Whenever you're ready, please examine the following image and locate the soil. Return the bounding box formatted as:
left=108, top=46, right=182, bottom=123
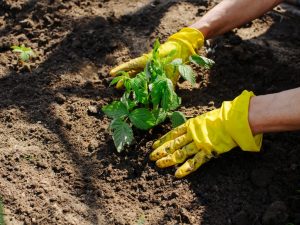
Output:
left=0, top=0, right=300, bottom=225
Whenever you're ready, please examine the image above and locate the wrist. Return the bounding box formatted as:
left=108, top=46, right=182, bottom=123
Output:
left=248, top=88, right=300, bottom=134
left=189, top=22, right=211, bottom=39
left=248, top=96, right=263, bottom=135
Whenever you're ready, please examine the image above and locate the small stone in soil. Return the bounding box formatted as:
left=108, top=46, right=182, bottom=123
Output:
left=87, top=105, right=99, bottom=115
left=88, top=139, right=99, bottom=152
left=54, top=93, right=66, bottom=104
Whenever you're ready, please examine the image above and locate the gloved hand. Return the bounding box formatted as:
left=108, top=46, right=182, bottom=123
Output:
left=150, top=90, right=263, bottom=178
left=110, top=27, right=204, bottom=88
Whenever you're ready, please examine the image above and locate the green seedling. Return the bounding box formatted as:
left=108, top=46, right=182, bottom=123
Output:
left=11, top=44, right=36, bottom=71
left=136, top=214, right=145, bottom=225
left=11, top=44, right=36, bottom=62
left=21, top=154, right=36, bottom=162
left=0, top=197, right=4, bottom=225
left=103, top=40, right=214, bottom=152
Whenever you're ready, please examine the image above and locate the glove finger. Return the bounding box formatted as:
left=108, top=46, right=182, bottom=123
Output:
left=150, top=132, right=192, bottom=161
left=115, top=69, right=140, bottom=89
left=152, top=123, right=187, bottom=149
left=156, top=142, right=198, bottom=168
left=115, top=79, right=124, bottom=89
left=109, top=55, right=148, bottom=77
left=175, top=150, right=212, bottom=178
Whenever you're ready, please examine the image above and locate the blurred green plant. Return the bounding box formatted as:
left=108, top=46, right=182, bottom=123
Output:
left=0, top=197, right=4, bottom=225
left=136, top=214, right=145, bottom=225
left=11, top=44, right=36, bottom=62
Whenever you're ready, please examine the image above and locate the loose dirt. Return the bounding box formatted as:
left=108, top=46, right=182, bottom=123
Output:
left=0, top=0, right=299, bottom=225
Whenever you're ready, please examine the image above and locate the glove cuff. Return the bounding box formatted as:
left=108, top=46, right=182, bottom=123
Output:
left=168, top=27, right=204, bottom=53
left=223, top=90, right=263, bottom=152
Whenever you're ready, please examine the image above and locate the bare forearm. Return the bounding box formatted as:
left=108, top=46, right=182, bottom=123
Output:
left=190, top=0, right=283, bottom=39
left=249, top=88, right=300, bottom=134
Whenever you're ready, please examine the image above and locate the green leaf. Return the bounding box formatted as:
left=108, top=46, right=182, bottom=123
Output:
left=170, top=111, right=187, bottom=128
left=102, top=101, right=129, bottom=119
left=152, top=108, right=167, bottom=125
left=129, top=108, right=156, bottom=130
left=20, top=52, right=30, bottom=62
left=131, top=72, right=149, bottom=104
left=0, top=196, right=4, bottom=225
left=190, top=54, right=215, bottom=69
left=11, top=47, right=24, bottom=53
left=153, top=39, right=160, bottom=57
left=150, top=77, right=180, bottom=111
left=110, top=119, right=134, bottom=152
left=161, top=78, right=180, bottom=111
left=110, top=72, right=131, bottom=91
left=150, top=78, right=164, bottom=106
left=120, top=93, right=136, bottom=110
left=124, top=79, right=132, bottom=92
left=136, top=214, right=145, bottom=225
left=11, top=44, right=35, bottom=62
left=178, top=64, right=196, bottom=85
left=109, top=76, right=125, bottom=86
left=145, top=61, right=152, bottom=79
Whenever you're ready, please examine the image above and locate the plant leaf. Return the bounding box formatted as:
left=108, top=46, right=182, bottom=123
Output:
left=151, top=77, right=180, bottom=111
left=170, top=111, right=187, bottom=128
left=102, top=101, right=129, bottom=119
left=150, top=78, right=164, bottom=106
left=161, top=78, right=180, bottom=111
left=124, top=79, right=132, bottom=92
left=11, top=45, right=35, bottom=61
left=109, top=76, right=125, bottom=86
left=153, top=39, right=160, bottom=57
left=152, top=108, right=167, bottom=125
left=120, top=93, right=136, bottom=110
left=190, top=54, right=215, bottom=69
left=129, top=108, right=156, bottom=130
left=110, top=119, right=134, bottom=152
left=131, top=72, right=149, bottom=104
left=0, top=196, right=4, bottom=225
left=178, top=64, right=196, bottom=85
left=20, top=52, right=30, bottom=62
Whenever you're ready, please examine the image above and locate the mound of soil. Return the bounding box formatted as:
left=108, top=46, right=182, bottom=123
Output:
left=0, top=0, right=299, bottom=224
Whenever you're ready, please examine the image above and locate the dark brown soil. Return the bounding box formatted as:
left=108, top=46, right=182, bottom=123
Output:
left=0, top=1, right=300, bottom=225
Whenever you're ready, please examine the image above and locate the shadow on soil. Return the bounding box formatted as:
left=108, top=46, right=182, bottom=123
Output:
left=0, top=0, right=300, bottom=224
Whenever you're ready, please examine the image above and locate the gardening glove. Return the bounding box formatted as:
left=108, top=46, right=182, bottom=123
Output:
left=110, top=27, right=204, bottom=88
left=150, top=90, right=263, bottom=178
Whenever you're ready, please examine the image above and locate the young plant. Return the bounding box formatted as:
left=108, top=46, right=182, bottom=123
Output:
left=11, top=44, right=36, bottom=62
left=103, top=40, right=214, bottom=152
left=11, top=44, right=36, bottom=71
left=0, top=197, right=4, bottom=225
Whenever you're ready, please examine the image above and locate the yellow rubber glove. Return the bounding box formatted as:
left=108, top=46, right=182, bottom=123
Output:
left=110, top=27, right=204, bottom=88
left=150, top=90, right=263, bottom=178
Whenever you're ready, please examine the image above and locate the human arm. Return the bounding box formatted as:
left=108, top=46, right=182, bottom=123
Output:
left=110, top=0, right=284, bottom=83
left=190, top=0, right=284, bottom=39
left=150, top=88, right=300, bottom=178
left=249, top=87, right=300, bottom=134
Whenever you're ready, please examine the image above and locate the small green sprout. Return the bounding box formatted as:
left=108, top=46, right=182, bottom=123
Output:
left=11, top=44, right=36, bottom=71
left=0, top=197, right=4, bottom=225
left=136, top=214, right=145, bottom=225
left=11, top=44, right=36, bottom=62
